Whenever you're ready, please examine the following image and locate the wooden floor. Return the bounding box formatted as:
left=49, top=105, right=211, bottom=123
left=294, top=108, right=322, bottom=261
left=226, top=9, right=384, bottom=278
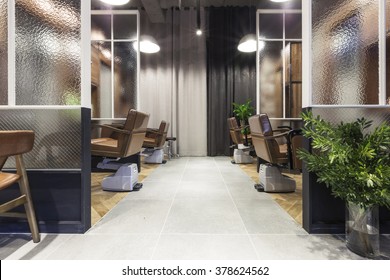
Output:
left=91, top=160, right=160, bottom=226
left=238, top=161, right=303, bottom=225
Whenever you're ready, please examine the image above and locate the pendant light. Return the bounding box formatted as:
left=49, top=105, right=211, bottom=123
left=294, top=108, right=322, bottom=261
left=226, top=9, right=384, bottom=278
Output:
left=99, top=0, right=130, bottom=5
left=196, top=0, right=202, bottom=36
left=237, top=2, right=256, bottom=53
left=133, top=35, right=160, bottom=54
left=270, top=0, right=291, bottom=2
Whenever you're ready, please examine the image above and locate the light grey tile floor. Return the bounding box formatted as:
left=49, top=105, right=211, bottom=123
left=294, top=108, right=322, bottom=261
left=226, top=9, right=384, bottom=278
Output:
left=1, top=157, right=386, bottom=260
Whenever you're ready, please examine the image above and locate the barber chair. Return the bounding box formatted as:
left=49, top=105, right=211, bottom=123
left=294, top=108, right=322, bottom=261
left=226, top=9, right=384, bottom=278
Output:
left=227, top=117, right=253, bottom=164
left=142, top=121, right=169, bottom=164
left=0, top=131, right=40, bottom=242
left=91, top=109, right=149, bottom=191
left=248, top=114, right=302, bottom=193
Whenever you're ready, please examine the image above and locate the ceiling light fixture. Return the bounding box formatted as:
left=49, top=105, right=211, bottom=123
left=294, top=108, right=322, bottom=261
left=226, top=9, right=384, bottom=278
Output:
left=270, top=0, right=291, bottom=3
left=238, top=34, right=257, bottom=52
left=238, top=1, right=256, bottom=53
left=99, top=0, right=130, bottom=6
left=133, top=35, right=160, bottom=54
left=196, top=0, right=202, bottom=36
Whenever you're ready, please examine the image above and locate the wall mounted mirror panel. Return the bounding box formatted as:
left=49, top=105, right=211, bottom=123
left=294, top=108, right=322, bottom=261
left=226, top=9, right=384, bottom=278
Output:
left=259, top=41, right=284, bottom=118
left=113, top=42, right=137, bottom=118
left=91, top=41, right=112, bottom=118
left=91, top=11, right=138, bottom=119
left=285, top=13, right=302, bottom=39
left=259, top=13, right=283, bottom=39
left=258, top=10, right=302, bottom=119
left=113, top=14, right=137, bottom=40
left=92, top=15, right=111, bottom=40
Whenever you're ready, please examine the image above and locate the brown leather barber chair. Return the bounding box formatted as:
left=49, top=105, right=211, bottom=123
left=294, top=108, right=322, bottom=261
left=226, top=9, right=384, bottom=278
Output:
left=0, top=130, right=40, bottom=243
left=91, top=109, right=150, bottom=170
left=249, top=114, right=302, bottom=192
left=227, top=117, right=253, bottom=164
left=143, top=121, right=169, bottom=164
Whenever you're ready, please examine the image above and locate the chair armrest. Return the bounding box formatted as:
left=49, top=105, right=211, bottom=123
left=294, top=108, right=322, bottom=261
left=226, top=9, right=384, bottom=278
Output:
left=92, top=124, right=132, bottom=135
left=251, top=131, right=289, bottom=140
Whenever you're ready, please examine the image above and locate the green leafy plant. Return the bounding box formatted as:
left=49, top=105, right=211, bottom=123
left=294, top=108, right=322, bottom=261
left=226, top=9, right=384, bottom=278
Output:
left=232, top=99, right=255, bottom=136
left=298, top=111, right=390, bottom=210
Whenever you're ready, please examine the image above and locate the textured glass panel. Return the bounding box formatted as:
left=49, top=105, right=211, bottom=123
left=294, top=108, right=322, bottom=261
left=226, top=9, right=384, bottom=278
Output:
left=285, top=13, right=302, bottom=39
left=0, top=109, right=82, bottom=169
left=114, top=42, right=137, bottom=118
left=312, top=0, right=379, bottom=105
left=312, top=107, right=390, bottom=130
left=91, top=15, right=111, bottom=41
left=113, top=14, right=137, bottom=40
left=259, top=41, right=283, bottom=118
left=0, top=0, right=7, bottom=105
left=91, top=42, right=112, bottom=118
left=259, top=14, right=283, bottom=39
left=15, top=0, right=81, bottom=105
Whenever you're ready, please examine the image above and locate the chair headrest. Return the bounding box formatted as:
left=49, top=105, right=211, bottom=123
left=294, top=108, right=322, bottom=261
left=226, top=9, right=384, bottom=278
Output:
left=248, top=114, right=273, bottom=136
left=259, top=114, right=273, bottom=136
left=227, top=117, right=238, bottom=129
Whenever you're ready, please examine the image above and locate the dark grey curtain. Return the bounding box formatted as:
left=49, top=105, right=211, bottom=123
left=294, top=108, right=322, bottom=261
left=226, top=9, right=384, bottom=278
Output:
left=206, top=6, right=256, bottom=156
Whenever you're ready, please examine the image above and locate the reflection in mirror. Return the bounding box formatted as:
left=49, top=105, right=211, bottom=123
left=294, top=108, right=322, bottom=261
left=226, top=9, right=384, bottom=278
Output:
left=285, top=13, right=302, bottom=39
left=259, top=14, right=283, bottom=39
left=91, top=42, right=112, bottom=118
left=91, top=15, right=111, bottom=40
left=113, top=14, right=137, bottom=40
left=0, top=0, right=7, bottom=105
left=259, top=41, right=283, bottom=118
left=285, top=42, right=302, bottom=118
left=114, top=42, right=137, bottom=118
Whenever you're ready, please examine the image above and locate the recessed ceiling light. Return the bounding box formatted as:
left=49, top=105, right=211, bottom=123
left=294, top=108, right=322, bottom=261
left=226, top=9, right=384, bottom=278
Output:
left=99, top=0, right=130, bottom=6
left=196, top=29, right=202, bottom=36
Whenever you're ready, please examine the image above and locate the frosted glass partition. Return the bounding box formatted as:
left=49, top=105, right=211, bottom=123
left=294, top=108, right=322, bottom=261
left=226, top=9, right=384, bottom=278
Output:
left=15, top=0, right=81, bottom=105
left=0, top=0, right=7, bottom=105
left=312, top=0, right=379, bottom=105
left=0, top=109, right=82, bottom=169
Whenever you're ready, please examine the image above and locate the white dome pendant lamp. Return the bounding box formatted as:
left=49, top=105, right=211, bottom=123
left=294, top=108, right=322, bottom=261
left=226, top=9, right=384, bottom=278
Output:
left=237, top=2, right=256, bottom=53
left=99, top=0, right=130, bottom=5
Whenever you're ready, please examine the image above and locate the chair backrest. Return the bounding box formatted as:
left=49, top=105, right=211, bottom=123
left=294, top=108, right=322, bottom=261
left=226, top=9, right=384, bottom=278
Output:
left=156, top=121, right=170, bottom=148
left=121, top=110, right=150, bottom=157
left=0, top=131, right=35, bottom=169
left=227, top=117, right=243, bottom=145
left=249, top=114, right=287, bottom=164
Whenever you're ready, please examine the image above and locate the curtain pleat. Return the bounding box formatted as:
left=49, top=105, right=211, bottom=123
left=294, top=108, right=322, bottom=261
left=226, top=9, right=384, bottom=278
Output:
left=206, top=7, right=256, bottom=156
left=139, top=9, right=207, bottom=156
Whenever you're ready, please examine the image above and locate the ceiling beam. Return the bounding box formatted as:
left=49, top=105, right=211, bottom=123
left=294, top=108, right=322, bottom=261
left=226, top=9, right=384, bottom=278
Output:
left=141, top=0, right=165, bottom=23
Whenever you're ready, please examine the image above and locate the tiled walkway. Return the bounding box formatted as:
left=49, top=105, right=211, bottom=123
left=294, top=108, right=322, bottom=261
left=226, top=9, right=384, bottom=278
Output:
left=1, top=157, right=384, bottom=260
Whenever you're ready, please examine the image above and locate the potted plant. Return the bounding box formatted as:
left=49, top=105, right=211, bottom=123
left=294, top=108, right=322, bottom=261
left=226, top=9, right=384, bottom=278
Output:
left=298, top=111, right=390, bottom=258
left=232, top=99, right=255, bottom=142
